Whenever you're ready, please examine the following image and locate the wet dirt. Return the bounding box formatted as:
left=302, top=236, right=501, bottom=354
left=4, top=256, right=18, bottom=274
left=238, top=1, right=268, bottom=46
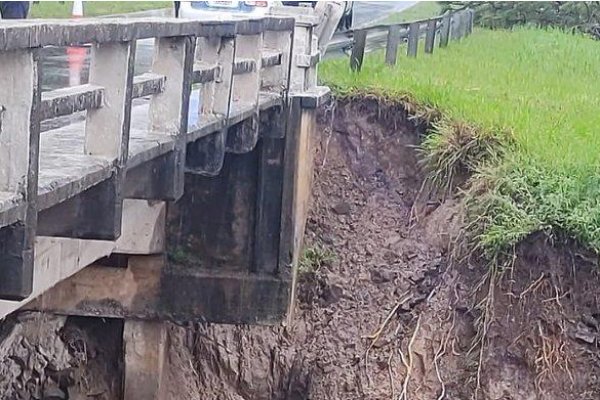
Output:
left=2, top=97, right=600, bottom=399
left=0, top=314, right=122, bottom=400
left=167, top=98, right=600, bottom=400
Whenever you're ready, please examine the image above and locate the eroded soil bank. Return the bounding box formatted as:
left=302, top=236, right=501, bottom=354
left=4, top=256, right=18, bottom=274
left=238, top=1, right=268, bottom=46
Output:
left=2, top=97, right=600, bottom=399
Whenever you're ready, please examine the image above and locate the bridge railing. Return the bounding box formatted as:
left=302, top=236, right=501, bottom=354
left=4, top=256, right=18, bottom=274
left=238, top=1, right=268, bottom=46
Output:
left=345, top=8, right=475, bottom=71
left=0, top=15, right=325, bottom=303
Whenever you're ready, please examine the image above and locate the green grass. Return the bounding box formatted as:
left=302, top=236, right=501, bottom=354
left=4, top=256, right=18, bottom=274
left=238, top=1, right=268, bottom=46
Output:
left=321, top=28, right=600, bottom=257
left=384, top=1, right=442, bottom=24
left=30, top=1, right=170, bottom=18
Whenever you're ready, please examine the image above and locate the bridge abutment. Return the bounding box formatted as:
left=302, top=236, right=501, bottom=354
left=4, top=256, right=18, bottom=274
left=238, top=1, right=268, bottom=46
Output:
left=0, top=8, right=333, bottom=397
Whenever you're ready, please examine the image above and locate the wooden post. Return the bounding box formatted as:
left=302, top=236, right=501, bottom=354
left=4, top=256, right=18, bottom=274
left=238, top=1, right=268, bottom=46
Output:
left=0, top=48, right=40, bottom=300
left=350, top=29, right=367, bottom=71
left=147, top=36, right=195, bottom=200
left=459, top=10, right=469, bottom=38
left=451, top=12, right=462, bottom=41
left=385, top=24, right=402, bottom=65
left=439, top=14, right=451, bottom=48
left=466, top=9, right=474, bottom=36
left=424, top=19, right=437, bottom=54
left=407, top=22, right=419, bottom=57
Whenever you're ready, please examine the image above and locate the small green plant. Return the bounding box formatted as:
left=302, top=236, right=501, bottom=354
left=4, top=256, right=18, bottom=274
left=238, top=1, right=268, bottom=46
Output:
left=299, top=245, right=335, bottom=274
left=168, top=246, right=202, bottom=267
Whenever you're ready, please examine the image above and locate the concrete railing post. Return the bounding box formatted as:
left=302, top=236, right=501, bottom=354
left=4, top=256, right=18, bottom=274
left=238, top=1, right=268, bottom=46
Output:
left=148, top=35, right=195, bottom=199
left=262, top=23, right=293, bottom=94
left=85, top=42, right=135, bottom=163
left=228, top=28, right=264, bottom=153
left=290, top=22, right=315, bottom=92
left=0, top=48, right=40, bottom=299
left=188, top=34, right=235, bottom=175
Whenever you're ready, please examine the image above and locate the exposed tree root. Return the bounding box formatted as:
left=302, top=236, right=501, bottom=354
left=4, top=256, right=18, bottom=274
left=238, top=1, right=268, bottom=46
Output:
left=399, top=315, right=421, bottom=400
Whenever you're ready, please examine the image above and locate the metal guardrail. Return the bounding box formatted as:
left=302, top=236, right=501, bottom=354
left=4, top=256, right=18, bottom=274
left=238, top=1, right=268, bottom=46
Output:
left=339, top=9, right=475, bottom=71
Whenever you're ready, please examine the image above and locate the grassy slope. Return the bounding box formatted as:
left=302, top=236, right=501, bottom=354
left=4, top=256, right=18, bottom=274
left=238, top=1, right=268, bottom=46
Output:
left=30, top=1, right=170, bottom=18
left=320, top=28, right=600, bottom=256
left=384, top=1, right=442, bottom=24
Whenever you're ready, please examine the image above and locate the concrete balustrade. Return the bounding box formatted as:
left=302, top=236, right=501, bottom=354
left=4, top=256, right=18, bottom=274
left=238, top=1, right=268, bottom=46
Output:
left=0, top=12, right=328, bottom=323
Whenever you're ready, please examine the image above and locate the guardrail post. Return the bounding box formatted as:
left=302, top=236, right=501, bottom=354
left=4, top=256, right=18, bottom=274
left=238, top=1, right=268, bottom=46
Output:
left=350, top=29, right=367, bottom=71
left=466, top=9, right=474, bottom=36
left=385, top=24, right=402, bottom=65
left=407, top=22, right=419, bottom=57
left=451, top=11, right=463, bottom=41
left=439, top=14, right=451, bottom=47
left=0, top=48, right=40, bottom=299
left=424, top=19, right=437, bottom=54
left=459, top=10, right=469, bottom=38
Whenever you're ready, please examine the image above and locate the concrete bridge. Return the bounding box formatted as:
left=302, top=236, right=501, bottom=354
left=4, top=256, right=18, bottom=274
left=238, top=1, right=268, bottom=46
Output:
left=0, top=5, right=330, bottom=339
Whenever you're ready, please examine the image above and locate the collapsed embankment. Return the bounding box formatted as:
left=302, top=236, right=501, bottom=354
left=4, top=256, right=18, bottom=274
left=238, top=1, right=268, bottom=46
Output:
left=1, top=96, right=600, bottom=400
left=164, top=96, right=600, bottom=400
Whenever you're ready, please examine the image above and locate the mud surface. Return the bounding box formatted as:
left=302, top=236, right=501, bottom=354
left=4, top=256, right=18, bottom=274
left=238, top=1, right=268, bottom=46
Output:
left=2, top=98, right=600, bottom=399
left=168, top=99, right=600, bottom=400
left=0, top=315, right=122, bottom=399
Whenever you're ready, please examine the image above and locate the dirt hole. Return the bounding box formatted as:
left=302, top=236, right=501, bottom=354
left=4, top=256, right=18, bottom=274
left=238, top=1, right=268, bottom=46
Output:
left=2, top=97, right=600, bottom=400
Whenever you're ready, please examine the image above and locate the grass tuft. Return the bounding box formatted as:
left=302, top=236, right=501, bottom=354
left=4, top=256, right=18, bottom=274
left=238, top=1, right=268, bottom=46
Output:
left=299, top=245, right=335, bottom=274
left=419, top=118, right=509, bottom=196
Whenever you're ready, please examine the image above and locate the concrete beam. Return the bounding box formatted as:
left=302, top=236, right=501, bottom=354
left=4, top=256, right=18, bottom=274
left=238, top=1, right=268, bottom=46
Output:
left=115, top=200, right=165, bottom=255
left=0, top=199, right=167, bottom=319
left=27, top=256, right=291, bottom=325
left=40, top=84, right=104, bottom=121
left=132, top=73, right=166, bottom=99
left=0, top=17, right=294, bottom=51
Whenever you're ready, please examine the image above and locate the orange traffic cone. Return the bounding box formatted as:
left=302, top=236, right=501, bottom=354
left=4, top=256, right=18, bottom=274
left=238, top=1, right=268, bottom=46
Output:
left=67, top=1, right=85, bottom=86
left=66, top=46, right=86, bottom=86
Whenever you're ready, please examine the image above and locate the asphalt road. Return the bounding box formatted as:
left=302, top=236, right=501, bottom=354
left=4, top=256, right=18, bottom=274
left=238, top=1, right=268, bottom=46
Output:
left=41, top=1, right=417, bottom=91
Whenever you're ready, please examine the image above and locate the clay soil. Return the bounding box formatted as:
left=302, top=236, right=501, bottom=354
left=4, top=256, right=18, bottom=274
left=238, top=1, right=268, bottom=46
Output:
left=2, top=97, right=600, bottom=399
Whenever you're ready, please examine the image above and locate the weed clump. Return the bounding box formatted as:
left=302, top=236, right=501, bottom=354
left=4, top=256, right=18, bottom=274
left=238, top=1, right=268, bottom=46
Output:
left=299, top=245, right=335, bottom=274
